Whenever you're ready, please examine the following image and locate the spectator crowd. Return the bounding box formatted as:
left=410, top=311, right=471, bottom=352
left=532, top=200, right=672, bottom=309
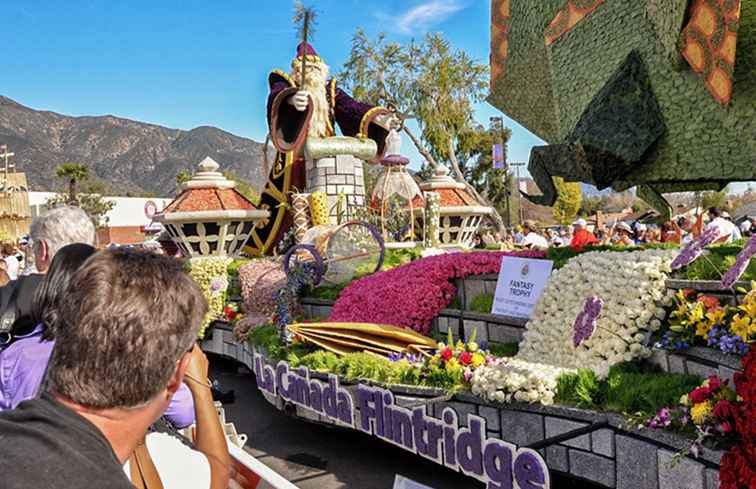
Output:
left=0, top=206, right=231, bottom=489
left=474, top=207, right=754, bottom=251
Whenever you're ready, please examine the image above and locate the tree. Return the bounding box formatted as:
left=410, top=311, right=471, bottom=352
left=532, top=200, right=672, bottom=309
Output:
left=580, top=196, right=603, bottom=216
left=701, top=190, right=728, bottom=211
left=223, top=170, right=260, bottom=205
left=45, top=191, right=115, bottom=229
left=49, top=166, right=114, bottom=228
left=552, top=177, right=582, bottom=225
left=339, top=30, right=509, bottom=231
left=55, top=163, right=89, bottom=204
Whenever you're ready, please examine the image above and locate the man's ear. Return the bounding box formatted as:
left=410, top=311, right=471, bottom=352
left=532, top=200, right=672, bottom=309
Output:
left=35, top=240, right=49, bottom=272
left=166, top=352, right=192, bottom=397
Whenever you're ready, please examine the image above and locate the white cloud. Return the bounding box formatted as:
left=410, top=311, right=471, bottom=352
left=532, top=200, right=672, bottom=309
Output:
left=393, top=0, right=464, bottom=34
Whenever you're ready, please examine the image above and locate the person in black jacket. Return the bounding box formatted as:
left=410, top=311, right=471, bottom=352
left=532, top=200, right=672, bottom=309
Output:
left=0, top=206, right=95, bottom=342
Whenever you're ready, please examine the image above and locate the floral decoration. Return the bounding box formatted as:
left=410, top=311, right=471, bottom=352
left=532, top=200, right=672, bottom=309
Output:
left=471, top=356, right=571, bottom=406
left=648, top=375, right=739, bottom=456
left=186, top=256, right=233, bottom=339
left=721, top=347, right=756, bottom=489
left=517, top=249, right=676, bottom=378
left=329, top=250, right=545, bottom=335
left=721, top=235, right=756, bottom=289
left=670, top=226, right=720, bottom=270
left=659, top=286, right=756, bottom=355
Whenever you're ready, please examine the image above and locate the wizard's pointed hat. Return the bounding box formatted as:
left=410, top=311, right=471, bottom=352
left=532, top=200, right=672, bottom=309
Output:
left=295, top=42, right=322, bottom=63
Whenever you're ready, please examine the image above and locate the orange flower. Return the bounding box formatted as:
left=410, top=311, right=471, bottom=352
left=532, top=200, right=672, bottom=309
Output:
left=697, top=295, right=720, bottom=311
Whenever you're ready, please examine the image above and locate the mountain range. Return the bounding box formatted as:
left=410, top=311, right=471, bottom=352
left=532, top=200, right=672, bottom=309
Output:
left=0, top=96, right=267, bottom=196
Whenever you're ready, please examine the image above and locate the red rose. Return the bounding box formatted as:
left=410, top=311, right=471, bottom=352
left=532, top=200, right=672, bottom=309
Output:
left=440, top=348, right=453, bottom=361
left=689, top=386, right=712, bottom=404
left=459, top=351, right=473, bottom=366
left=707, top=375, right=722, bottom=391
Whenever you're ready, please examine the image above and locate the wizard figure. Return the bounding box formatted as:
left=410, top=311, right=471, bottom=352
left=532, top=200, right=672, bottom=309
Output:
left=246, top=42, right=394, bottom=256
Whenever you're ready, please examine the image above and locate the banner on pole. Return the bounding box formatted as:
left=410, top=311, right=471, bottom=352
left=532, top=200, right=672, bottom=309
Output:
left=492, top=144, right=506, bottom=170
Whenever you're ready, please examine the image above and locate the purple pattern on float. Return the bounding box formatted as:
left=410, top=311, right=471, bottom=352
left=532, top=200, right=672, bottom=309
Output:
left=720, top=235, right=756, bottom=288
left=671, top=226, right=721, bottom=270
left=573, top=296, right=603, bottom=347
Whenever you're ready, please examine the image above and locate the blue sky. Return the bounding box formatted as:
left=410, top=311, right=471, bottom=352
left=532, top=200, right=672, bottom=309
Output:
left=2, top=0, right=544, bottom=177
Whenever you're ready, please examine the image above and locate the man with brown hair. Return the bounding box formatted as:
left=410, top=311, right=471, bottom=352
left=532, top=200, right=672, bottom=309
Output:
left=0, top=249, right=230, bottom=488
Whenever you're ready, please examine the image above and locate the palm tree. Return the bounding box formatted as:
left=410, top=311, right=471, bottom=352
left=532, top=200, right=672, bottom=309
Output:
left=55, top=163, right=89, bottom=205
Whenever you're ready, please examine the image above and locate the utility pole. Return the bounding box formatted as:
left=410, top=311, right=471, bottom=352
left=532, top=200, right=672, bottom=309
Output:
left=489, top=116, right=510, bottom=227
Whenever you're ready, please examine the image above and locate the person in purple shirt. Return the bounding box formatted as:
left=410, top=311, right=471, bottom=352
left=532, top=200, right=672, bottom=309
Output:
left=0, top=243, right=196, bottom=427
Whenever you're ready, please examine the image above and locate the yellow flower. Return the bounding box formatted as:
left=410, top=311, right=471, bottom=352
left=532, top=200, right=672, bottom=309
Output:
left=689, top=302, right=705, bottom=323
left=738, top=300, right=756, bottom=320
left=690, top=401, right=713, bottom=426
left=680, top=394, right=689, bottom=406
left=471, top=352, right=485, bottom=368
left=695, top=320, right=713, bottom=339
left=706, top=308, right=726, bottom=326
left=446, top=358, right=460, bottom=370
left=730, top=314, right=752, bottom=341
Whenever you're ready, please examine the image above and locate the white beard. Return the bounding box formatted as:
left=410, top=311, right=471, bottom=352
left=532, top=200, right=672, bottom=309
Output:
left=291, top=59, right=331, bottom=138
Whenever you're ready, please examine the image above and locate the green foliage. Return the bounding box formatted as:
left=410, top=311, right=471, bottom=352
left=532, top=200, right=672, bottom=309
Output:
left=552, top=177, right=583, bottom=225
left=700, top=190, right=729, bottom=211
left=307, top=285, right=343, bottom=301
left=735, top=0, right=756, bottom=99
left=227, top=258, right=251, bottom=278
left=249, top=324, right=286, bottom=359
left=680, top=241, right=756, bottom=281
left=555, top=362, right=702, bottom=415
left=46, top=170, right=116, bottom=229
left=580, top=196, right=603, bottom=216
left=291, top=349, right=340, bottom=372
left=176, top=169, right=191, bottom=192
left=223, top=171, right=260, bottom=205
left=304, top=247, right=424, bottom=301
left=287, top=349, right=462, bottom=390
left=488, top=342, right=519, bottom=358
left=470, top=293, right=494, bottom=313
left=55, top=163, right=89, bottom=197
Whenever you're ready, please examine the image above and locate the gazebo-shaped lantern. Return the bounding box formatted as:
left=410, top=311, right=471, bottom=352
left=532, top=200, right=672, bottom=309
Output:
left=417, top=167, right=492, bottom=248
left=154, top=157, right=270, bottom=258
left=368, top=130, right=424, bottom=247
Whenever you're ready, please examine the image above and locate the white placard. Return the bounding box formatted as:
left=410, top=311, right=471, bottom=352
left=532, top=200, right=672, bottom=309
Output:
left=393, top=475, right=436, bottom=489
left=491, top=256, right=553, bottom=318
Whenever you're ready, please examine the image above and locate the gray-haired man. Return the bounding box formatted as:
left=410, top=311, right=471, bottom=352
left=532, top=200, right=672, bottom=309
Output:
left=0, top=206, right=95, bottom=341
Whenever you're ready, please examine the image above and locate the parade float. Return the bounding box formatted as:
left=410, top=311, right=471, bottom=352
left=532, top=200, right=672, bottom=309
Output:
left=183, top=1, right=756, bottom=487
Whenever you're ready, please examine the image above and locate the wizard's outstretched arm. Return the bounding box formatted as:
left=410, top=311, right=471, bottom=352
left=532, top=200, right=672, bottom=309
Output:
left=267, top=71, right=312, bottom=153
left=333, top=85, right=391, bottom=162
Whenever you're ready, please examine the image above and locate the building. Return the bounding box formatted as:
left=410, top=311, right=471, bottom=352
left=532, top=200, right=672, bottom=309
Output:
left=28, top=192, right=172, bottom=246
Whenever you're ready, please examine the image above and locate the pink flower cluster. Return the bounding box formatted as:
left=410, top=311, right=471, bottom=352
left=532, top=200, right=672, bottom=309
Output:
left=328, top=250, right=546, bottom=335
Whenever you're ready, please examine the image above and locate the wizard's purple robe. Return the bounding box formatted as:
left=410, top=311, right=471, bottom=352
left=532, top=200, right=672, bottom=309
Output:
left=246, top=70, right=391, bottom=256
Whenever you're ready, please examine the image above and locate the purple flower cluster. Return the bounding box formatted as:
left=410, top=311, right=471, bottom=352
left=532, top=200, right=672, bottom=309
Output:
left=648, top=406, right=690, bottom=429
left=387, top=352, right=424, bottom=364
left=707, top=326, right=750, bottom=356
left=720, top=235, right=756, bottom=289
left=572, top=296, right=604, bottom=347
left=329, top=250, right=546, bottom=335
left=671, top=226, right=721, bottom=270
